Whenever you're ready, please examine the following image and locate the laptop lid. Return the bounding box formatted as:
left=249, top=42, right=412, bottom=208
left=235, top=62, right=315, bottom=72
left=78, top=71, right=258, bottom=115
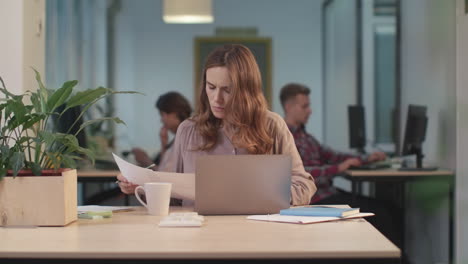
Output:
left=195, top=155, right=291, bottom=215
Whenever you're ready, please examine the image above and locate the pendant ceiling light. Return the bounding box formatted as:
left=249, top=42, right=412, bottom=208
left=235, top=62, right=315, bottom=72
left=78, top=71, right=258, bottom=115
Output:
left=163, top=0, right=214, bottom=24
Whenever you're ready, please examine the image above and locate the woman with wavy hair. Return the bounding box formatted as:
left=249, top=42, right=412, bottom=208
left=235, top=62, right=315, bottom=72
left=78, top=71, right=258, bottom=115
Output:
left=169, top=44, right=316, bottom=205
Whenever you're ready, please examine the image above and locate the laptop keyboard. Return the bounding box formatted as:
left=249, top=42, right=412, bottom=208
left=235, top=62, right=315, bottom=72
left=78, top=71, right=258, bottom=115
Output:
left=348, top=163, right=392, bottom=170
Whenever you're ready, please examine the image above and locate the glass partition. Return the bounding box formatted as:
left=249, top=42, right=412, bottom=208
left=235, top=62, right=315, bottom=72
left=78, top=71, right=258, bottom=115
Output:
left=323, top=0, right=400, bottom=154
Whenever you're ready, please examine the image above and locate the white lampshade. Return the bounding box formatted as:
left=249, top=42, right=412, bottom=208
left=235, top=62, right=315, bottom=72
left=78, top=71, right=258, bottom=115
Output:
left=163, top=0, right=214, bottom=24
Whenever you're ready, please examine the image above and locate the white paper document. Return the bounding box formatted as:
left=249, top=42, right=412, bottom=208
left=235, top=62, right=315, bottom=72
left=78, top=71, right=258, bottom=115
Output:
left=246, top=213, right=375, bottom=224
left=112, top=153, right=195, bottom=200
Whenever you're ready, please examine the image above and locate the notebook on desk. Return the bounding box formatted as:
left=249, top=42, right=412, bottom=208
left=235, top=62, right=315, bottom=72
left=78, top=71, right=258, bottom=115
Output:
left=195, top=155, right=291, bottom=215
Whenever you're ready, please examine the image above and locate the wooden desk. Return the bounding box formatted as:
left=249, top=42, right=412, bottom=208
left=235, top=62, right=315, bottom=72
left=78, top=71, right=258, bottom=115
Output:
left=344, top=169, right=454, bottom=264
left=77, top=169, right=120, bottom=181
left=77, top=170, right=125, bottom=205
left=0, top=207, right=400, bottom=263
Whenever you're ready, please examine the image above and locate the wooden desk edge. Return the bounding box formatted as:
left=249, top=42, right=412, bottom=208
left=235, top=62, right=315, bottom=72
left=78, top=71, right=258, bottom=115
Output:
left=345, top=169, right=454, bottom=177
left=77, top=170, right=120, bottom=177
left=0, top=250, right=401, bottom=260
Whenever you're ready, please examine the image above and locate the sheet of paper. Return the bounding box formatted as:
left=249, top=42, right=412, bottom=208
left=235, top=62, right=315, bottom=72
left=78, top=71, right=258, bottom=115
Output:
left=112, top=153, right=195, bottom=200
left=246, top=213, right=375, bottom=224
left=112, top=153, right=155, bottom=185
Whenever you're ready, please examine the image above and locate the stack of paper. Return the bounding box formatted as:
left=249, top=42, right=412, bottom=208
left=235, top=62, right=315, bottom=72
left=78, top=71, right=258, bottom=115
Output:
left=112, top=153, right=195, bottom=201
left=246, top=213, right=374, bottom=224
left=247, top=206, right=374, bottom=224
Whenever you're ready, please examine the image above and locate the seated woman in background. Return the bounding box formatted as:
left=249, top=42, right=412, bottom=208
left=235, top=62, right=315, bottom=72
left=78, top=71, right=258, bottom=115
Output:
left=119, top=91, right=192, bottom=194
left=119, top=44, right=316, bottom=205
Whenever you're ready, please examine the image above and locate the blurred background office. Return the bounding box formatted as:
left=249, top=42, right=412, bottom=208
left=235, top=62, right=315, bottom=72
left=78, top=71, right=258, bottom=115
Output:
left=1, top=0, right=468, bottom=264
left=44, top=0, right=323, bottom=159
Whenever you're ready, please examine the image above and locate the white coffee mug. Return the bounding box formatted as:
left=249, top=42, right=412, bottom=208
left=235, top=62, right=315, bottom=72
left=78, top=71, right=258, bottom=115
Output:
left=135, top=182, right=172, bottom=216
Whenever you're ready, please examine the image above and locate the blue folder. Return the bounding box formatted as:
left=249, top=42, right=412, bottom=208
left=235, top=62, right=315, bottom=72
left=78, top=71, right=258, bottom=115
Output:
left=279, top=207, right=360, bottom=217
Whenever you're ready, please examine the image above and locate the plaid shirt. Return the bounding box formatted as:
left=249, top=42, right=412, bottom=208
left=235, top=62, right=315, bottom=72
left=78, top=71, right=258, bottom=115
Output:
left=288, top=125, right=364, bottom=203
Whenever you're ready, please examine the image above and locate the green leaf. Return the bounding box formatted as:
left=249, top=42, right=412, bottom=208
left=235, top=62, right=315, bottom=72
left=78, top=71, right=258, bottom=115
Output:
left=8, top=100, right=28, bottom=121
left=66, top=155, right=85, bottom=161
left=65, top=87, right=110, bottom=110
left=33, top=68, right=46, bottom=91
left=10, top=152, right=25, bottom=176
left=34, top=141, right=42, bottom=164
left=80, top=117, right=126, bottom=131
left=40, top=133, right=83, bottom=160
left=59, top=134, right=80, bottom=153
left=0, top=102, right=7, bottom=112
left=47, top=80, right=77, bottom=112
left=33, top=68, right=48, bottom=112
left=60, top=154, right=77, bottom=169
left=0, top=168, right=6, bottom=181
left=30, top=92, right=42, bottom=113
left=109, top=90, right=142, bottom=95
left=38, top=130, right=55, bottom=145
left=75, top=146, right=96, bottom=164
left=22, top=113, right=45, bottom=130
left=0, top=146, right=9, bottom=162
left=30, top=162, right=42, bottom=176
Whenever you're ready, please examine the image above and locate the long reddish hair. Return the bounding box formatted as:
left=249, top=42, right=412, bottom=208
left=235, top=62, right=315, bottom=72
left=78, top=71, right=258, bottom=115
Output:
left=194, top=44, right=273, bottom=154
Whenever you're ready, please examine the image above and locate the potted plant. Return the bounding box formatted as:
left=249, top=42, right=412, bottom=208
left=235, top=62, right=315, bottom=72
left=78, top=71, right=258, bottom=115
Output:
left=0, top=70, right=136, bottom=226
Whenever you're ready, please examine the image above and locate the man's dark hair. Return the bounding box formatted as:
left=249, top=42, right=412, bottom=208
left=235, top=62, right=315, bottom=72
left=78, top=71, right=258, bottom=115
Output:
left=155, top=92, right=192, bottom=121
left=279, top=83, right=311, bottom=108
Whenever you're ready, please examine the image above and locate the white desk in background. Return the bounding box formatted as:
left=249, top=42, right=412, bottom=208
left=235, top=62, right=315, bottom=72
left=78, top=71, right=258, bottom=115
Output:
left=344, top=168, right=454, bottom=264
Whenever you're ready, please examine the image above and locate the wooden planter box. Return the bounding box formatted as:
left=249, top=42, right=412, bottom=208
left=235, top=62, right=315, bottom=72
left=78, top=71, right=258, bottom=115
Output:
left=0, top=169, right=77, bottom=226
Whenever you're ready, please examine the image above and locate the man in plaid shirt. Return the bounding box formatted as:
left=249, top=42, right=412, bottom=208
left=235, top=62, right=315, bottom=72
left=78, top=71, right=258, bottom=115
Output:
left=279, top=83, right=386, bottom=204
left=279, top=83, right=400, bottom=245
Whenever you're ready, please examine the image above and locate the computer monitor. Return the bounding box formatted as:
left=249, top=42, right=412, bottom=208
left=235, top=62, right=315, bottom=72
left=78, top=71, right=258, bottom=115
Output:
left=348, top=105, right=366, bottom=154
left=54, top=105, right=87, bottom=148
left=401, top=104, right=428, bottom=169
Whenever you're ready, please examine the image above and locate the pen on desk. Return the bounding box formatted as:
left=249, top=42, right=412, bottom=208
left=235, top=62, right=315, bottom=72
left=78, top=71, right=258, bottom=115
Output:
left=115, top=163, right=156, bottom=184
left=145, top=163, right=156, bottom=169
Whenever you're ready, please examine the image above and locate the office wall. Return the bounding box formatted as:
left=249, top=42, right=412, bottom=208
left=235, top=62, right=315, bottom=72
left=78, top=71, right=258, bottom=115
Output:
left=456, top=0, right=468, bottom=263
left=0, top=0, right=23, bottom=95
left=400, top=0, right=456, bottom=263
left=112, top=0, right=323, bottom=155
left=0, top=0, right=45, bottom=95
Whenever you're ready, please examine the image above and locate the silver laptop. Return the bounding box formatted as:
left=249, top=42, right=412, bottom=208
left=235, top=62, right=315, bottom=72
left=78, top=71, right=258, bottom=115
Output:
left=195, top=155, right=291, bottom=215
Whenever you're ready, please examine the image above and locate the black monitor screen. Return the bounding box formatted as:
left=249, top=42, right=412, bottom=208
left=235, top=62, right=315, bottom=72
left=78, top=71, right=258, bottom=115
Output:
left=348, top=105, right=366, bottom=153
left=401, top=104, right=428, bottom=167
left=54, top=105, right=87, bottom=148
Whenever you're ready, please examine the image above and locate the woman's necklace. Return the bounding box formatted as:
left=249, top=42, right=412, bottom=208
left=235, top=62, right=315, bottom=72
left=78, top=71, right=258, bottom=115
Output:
left=222, top=125, right=238, bottom=155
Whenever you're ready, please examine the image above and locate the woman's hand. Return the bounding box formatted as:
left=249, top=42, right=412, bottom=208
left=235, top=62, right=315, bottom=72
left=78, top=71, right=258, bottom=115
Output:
left=117, top=173, right=138, bottom=194
left=160, top=126, right=169, bottom=151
